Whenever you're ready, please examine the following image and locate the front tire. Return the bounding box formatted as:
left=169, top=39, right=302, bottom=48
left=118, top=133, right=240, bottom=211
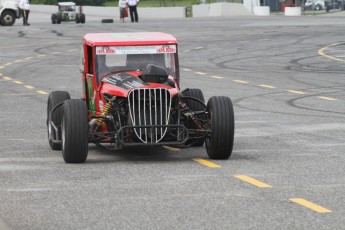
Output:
left=47, top=91, right=70, bottom=150
left=62, top=99, right=88, bottom=163
left=205, top=96, right=235, bottom=159
left=0, top=10, right=16, bottom=26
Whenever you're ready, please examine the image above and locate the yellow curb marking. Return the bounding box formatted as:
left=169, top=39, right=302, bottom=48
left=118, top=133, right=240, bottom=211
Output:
left=193, top=158, right=221, bottom=168
left=259, top=84, right=276, bottom=89
left=3, top=76, right=12, bottom=80
left=14, top=60, right=23, bottom=63
left=13, top=81, right=23, bottom=84
left=318, top=96, right=337, bottom=101
left=195, top=72, right=207, bottom=75
left=210, top=76, right=223, bottom=79
left=287, top=90, right=305, bottom=95
left=233, top=80, right=249, bottom=84
left=25, top=85, right=34, bottom=89
left=25, top=57, right=33, bottom=60
left=5, top=63, right=12, bottom=66
left=234, top=175, right=272, bottom=188
left=36, top=90, right=48, bottom=95
left=0, top=66, right=4, bottom=69
left=182, top=68, right=191, bottom=71
left=290, top=198, right=332, bottom=213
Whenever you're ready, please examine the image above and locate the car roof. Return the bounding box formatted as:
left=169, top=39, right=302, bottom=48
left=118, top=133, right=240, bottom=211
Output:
left=58, top=2, right=76, bottom=6
left=83, top=32, right=177, bottom=46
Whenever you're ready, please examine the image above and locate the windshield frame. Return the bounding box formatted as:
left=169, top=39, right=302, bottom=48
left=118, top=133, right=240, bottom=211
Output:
left=94, top=45, right=179, bottom=84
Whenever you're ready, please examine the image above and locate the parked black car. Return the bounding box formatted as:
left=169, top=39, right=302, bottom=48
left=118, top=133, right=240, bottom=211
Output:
left=325, top=0, right=343, bottom=11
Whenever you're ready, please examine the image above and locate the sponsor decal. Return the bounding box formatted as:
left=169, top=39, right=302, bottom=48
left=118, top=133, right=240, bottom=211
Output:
left=96, top=47, right=116, bottom=55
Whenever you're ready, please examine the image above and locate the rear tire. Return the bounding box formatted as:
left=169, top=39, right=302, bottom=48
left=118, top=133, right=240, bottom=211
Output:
left=57, top=14, right=62, bottom=24
left=80, top=13, right=85, bottom=23
left=183, top=88, right=206, bottom=147
left=47, top=91, right=70, bottom=150
left=51, top=13, right=58, bottom=24
left=62, top=99, right=88, bottom=163
left=205, top=96, right=235, bottom=159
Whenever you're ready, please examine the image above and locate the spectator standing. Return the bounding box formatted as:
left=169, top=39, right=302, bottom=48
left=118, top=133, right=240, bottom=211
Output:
left=126, top=0, right=139, bottom=23
left=18, top=0, right=30, bottom=26
left=119, top=0, right=127, bottom=23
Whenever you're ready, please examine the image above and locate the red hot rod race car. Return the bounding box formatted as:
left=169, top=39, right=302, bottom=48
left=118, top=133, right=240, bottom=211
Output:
left=47, top=32, right=235, bottom=163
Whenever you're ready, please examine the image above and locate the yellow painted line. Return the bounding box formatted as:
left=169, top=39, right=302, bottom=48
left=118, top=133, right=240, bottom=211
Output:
left=0, top=66, right=4, bottom=69
left=67, top=49, right=77, bottom=52
left=287, top=90, right=305, bottom=95
left=0, top=73, right=2, bottom=76
left=195, top=72, right=207, bottom=75
left=13, top=81, right=23, bottom=84
left=193, top=158, right=221, bottom=168
left=290, top=198, right=332, bottom=213
left=3, top=76, right=12, bottom=80
left=162, top=146, right=181, bottom=152
left=5, top=63, right=12, bottom=66
left=259, top=84, right=276, bottom=89
left=25, top=85, right=34, bottom=89
left=14, top=60, right=23, bottom=63
left=233, top=80, right=249, bottom=84
left=52, top=52, right=61, bottom=55
left=182, top=68, right=191, bottom=71
left=210, top=75, right=223, bottom=79
left=234, top=175, right=272, bottom=188
left=37, top=54, right=46, bottom=57
left=25, top=57, right=33, bottom=60
left=319, top=42, right=345, bottom=63
left=318, top=96, right=337, bottom=101
left=36, top=90, right=48, bottom=95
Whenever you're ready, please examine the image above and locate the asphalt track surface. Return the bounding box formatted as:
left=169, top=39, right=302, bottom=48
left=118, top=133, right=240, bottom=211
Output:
left=0, top=13, right=345, bottom=229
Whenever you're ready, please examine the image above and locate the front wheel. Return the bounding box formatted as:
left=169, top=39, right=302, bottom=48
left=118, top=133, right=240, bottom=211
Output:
left=0, top=10, right=16, bottom=26
left=62, top=99, right=89, bottom=163
left=205, top=96, right=235, bottom=159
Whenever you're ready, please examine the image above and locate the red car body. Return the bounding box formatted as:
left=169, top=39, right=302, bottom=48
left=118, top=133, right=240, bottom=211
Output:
left=47, top=32, right=235, bottom=163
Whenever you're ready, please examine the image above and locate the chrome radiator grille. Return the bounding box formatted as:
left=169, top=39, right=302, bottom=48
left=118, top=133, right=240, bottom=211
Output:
left=128, top=88, right=172, bottom=143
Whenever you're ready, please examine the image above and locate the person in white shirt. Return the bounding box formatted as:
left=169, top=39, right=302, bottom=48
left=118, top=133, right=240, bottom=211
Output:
left=18, top=0, right=30, bottom=26
left=126, top=0, right=139, bottom=23
left=119, top=0, right=127, bottom=23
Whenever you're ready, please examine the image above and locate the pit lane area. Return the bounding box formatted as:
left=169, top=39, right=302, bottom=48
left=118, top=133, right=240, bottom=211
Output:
left=0, top=15, right=345, bottom=229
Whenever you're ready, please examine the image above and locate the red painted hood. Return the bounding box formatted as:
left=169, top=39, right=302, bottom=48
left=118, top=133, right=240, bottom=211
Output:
left=99, top=71, right=180, bottom=97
